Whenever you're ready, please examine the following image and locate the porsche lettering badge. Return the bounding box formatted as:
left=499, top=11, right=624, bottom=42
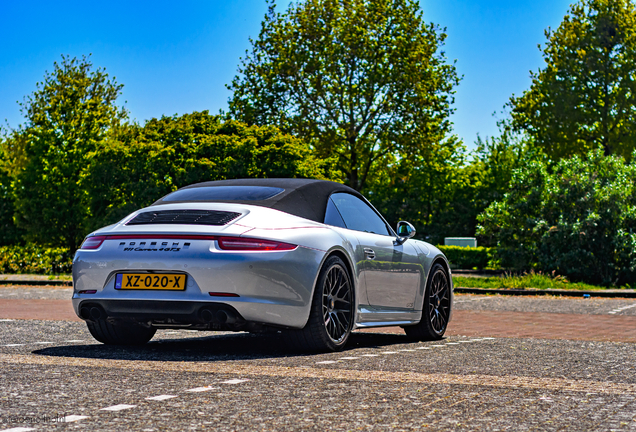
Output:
left=119, top=241, right=189, bottom=252
left=123, top=247, right=181, bottom=252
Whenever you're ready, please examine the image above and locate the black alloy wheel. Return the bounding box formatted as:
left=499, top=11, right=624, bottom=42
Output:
left=284, top=255, right=354, bottom=352
left=428, top=266, right=451, bottom=334
left=404, top=263, right=451, bottom=340
left=321, top=260, right=353, bottom=344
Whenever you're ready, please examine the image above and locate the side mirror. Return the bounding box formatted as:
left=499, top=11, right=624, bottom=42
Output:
left=396, top=221, right=416, bottom=244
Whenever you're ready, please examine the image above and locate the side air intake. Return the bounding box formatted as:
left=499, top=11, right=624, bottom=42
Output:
left=126, top=210, right=241, bottom=226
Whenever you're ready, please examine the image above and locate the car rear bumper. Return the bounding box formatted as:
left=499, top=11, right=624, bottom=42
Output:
left=75, top=299, right=244, bottom=327
left=72, top=239, right=325, bottom=329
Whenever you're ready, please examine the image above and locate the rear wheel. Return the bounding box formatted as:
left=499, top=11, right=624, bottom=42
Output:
left=86, top=320, right=156, bottom=345
left=284, top=255, right=354, bottom=352
left=404, top=263, right=451, bottom=341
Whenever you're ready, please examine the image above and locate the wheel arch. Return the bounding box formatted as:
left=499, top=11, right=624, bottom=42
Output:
left=431, top=254, right=452, bottom=282
left=304, top=246, right=357, bottom=326
left=402, top=252, right=454, bottom=340
left=287, top=246, right=357, bottom=351
left=324, top=248, right=356, bottom=286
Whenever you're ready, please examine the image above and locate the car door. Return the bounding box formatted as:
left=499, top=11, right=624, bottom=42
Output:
left=328, top=193, right=421, bottom=310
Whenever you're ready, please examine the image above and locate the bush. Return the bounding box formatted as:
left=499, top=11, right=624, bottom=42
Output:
left=437, top=245, right=493, bottom=270
left=478, top=149, right=636, bottom=285
left=0, top=245, right=73, bottom=275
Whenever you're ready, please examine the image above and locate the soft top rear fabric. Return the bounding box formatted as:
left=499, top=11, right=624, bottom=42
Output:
left=152, top=178, right=363, bottom=223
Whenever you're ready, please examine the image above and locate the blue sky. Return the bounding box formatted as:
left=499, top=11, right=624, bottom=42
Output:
left=0, top=0, right=572, bottom=148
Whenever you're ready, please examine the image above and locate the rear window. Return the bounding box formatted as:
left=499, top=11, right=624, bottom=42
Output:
left=161, top=186, right=284, bottom=202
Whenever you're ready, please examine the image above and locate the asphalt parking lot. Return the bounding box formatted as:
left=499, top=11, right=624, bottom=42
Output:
left=0, top=288, right=635, bottom=431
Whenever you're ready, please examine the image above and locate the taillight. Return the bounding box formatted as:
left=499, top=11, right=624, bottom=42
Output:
left=78, top=234, right=296, bottom=251
left=217, top=237, right=297, bottom=251
left=80, top=236, right=106, bottom=250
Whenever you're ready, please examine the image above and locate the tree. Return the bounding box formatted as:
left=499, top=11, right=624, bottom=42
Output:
left=84, top=112, right=337, bottom=231
left=0, top=133, right=25, bottom=245
left=510, top=0, right=636, bottom=159
left=6, top=55, right=127, bottom=251
left=477, top=150, right=636, bottom=285
left=228, top=0, right=460, bottom=191
left=368, top=140, right=467, bottom=243
left=471, top=134, right=526, bottom=210
left=463, top=132, right=530, bottom=246
left=369, top=129, right=528, bottom=245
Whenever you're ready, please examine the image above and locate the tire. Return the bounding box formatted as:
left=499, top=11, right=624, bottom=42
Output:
left=86, top=320, right=156, bottom=346
left=284, top=255, right=354, bottom=352
left=404, top=263, right=451, bottom=341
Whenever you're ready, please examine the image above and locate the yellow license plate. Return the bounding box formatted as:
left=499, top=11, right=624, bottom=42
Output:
left=115, top=273, right=186, bottom=290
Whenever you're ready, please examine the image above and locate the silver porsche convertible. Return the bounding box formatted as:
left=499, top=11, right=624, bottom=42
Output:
left=73, top=179, right=453, bottom=351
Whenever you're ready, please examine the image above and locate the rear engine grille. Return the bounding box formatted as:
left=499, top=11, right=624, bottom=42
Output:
left=126, top=210, right=241, bottom=226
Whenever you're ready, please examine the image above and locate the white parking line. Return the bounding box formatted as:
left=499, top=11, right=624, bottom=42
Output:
left=146, top=395, right=177, bottom=401
left=1, top=340, right=88, bottom=348
left=0, top=319, right=15, bottom=322
left=0, top=427, right=36, bottom=432
left=320, top=338, right=496, bottom=365
left=100, top=404, right=137, bottom=411
left=62, top=415, right=89, bottom=422
left=221, top=379, right=249, bottom=384
left=185, top=386, right=218, bottom=393
left=608, top=303, right=636, bottom=314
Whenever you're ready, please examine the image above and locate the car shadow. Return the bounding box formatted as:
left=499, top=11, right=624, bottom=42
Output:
left=33, top=330, right=419, bottom=362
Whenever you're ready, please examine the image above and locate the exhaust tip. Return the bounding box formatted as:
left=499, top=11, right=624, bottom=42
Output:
left=216, top=309, right=237, bottom=324
left=200, top=309, right=215, bottom=323
left=80, top=307, right=91, bottom=320
left=89, top=307, right=103, bottom=320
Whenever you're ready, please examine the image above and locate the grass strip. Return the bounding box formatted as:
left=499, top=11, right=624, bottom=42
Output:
left=452, top=273, right=628, bottom=291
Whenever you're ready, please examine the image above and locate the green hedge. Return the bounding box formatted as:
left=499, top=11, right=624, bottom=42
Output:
left=437, top=245, right=494, bottom=270
left=0, top=245, right=73, bottom=275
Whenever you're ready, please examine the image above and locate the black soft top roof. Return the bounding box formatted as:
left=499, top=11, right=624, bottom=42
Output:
left=152, top=178, right=364, bottom=223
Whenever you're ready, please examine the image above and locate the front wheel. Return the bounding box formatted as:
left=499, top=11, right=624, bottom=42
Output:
left=404, top=263, right=451, bottom=341
left=284, top=255, right=354, bottom=352
left=86, top=320, right=156, bottom=345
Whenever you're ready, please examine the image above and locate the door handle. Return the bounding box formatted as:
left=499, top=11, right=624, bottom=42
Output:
left=363, top=248, right=375, bottom=260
